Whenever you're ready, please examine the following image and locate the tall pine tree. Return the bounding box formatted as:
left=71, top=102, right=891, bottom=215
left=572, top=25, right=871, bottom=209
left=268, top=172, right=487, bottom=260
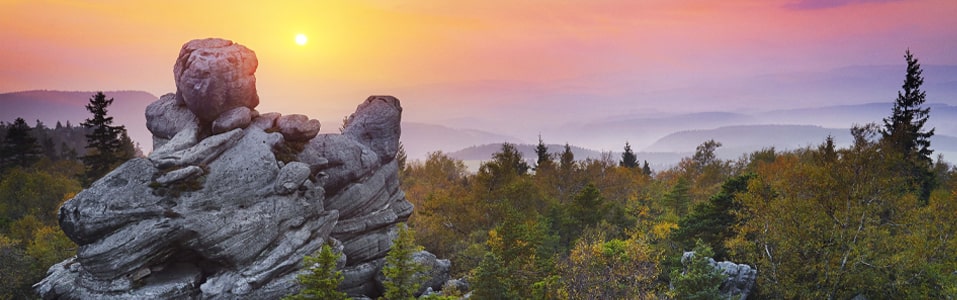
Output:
left=533, top=135, right=553, bottom=171
left=880, top=50, right=936, bottom=203
left=882, top=49, right=934, bottom=162
left=81, top=92, right=127, bottom=183
left=619, top=142, right=638, bottom=168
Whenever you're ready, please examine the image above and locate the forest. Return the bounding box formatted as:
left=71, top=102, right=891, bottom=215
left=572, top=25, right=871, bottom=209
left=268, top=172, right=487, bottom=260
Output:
left=2, top=54, right=956, bottom=299
left=383, top=51, right=957, bottom=299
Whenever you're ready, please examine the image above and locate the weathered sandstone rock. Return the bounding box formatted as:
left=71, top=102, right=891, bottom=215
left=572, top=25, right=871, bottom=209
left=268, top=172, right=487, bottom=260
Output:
left=277, top=114, right=321, bottom=142
left=211, top=106, right=252, bottom=134
left=36, top=38, right=447, bottom=300
left=173, top=38, right=259, bottom=123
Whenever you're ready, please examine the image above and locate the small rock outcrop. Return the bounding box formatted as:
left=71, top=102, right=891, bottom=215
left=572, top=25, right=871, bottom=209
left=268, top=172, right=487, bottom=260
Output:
left=35, top=38, right=447, bottom=299
left=681, top=251, right=757, bottom=299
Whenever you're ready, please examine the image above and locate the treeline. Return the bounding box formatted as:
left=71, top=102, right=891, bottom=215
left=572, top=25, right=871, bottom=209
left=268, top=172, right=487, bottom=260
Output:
left=398, top=51, right=956, bottom=298
left=0, top=92, right=138, bottom=298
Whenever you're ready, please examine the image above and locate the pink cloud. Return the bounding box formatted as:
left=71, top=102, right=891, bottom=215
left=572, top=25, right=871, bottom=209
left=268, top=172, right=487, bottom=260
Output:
left=784, top=0, right=903, bottom=10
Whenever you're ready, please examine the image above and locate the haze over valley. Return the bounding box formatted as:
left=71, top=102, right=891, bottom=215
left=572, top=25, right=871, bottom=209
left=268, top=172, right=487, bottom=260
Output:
left=5, top=63, right=957, bottom=168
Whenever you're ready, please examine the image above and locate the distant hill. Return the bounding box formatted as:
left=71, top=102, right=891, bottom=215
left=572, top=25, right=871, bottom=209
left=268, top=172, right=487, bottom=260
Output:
left=756, top=103, right=957, bottom=136
left=645, top=125, right=850, bottom=154
left=645, top=124, right=957, bottom=162
left=400, top=122, right=525, bottom=161
left=0, top=90, right=158, bottom=152
left=448, top=143, right=605, bottom=162
left=564, top=111, right=756, bottom=150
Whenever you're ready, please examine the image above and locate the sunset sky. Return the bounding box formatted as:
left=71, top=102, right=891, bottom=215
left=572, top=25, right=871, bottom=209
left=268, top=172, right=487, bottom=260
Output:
left=2, top=0, right=957, bottom=133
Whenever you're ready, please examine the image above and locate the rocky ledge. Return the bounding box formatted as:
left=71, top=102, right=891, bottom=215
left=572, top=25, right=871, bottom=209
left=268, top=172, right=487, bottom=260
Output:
left=35, top=38, right=448, bottom=299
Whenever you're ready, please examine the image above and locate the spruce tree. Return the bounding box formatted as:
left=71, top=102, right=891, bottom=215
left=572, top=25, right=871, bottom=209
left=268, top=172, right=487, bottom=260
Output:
left=641, top=160, right=652, bottom=176
left=381, top=223, right=427, bottom=300
left=672, top=174, right=753, bottom=260
left=533, top=135, right=553, bottom=170
left=558, top=143, right=575, bottom=172
left=881, top=49, right=934, bottom=162
left=619, top=142, right=638, bottom=168
left=0, top=118, right=41, bottom=171
left=81, top=92, right=127, bottom=183
left=285, top=243, right=349, bottom=300
left=880, top=50, right=936, bottom=203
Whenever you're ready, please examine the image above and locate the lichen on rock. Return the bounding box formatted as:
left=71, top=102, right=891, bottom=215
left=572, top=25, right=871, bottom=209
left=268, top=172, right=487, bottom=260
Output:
left=35, top=38, right=447, bottom=299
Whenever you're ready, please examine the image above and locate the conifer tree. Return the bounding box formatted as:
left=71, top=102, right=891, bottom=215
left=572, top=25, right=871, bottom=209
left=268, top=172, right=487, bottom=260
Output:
left=641, top=160, right=652, bottom=176
left=533, top=135, right=553, bottom=170
left=472, top=252, right=508, bottom=300
left=381, top=223, right=427, bottom=300
left=0, top=118, right=41, bottom=171
left=558, top=143, right=575, bottom=172
left=882, top=49, right=934, bottom=162
left=81, top=92, right=127, bottom=183
left=666, top=177, right=692, bottom=217
left=819, top=135, right=837, bottom=163
left=672, top=174, right=752, bottom=260
left=880, top=50, right=936, bottom=203
left=569, top=183, right=605, bottom=233
left=285, top=243, right=348, bottom=300
left=619, top=142, right=638, bottom=168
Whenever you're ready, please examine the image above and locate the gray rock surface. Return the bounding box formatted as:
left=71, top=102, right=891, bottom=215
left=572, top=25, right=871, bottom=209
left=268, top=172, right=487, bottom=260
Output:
left=277, top=114, right=321, bottom=142
left=36, top=38, right=448, bottom=300
left=681, top=251, right=757, bottom=299
left=145, top=93, right=199, bottom=149
left=412, top=250, right=452, bottom=295
left=211, top=106, right=252, bottom=134
left=173, top=38, right=259, bottom=123
left=714, top=260, right=757, bottom=299
left=343, top=96, right=402, bottom=163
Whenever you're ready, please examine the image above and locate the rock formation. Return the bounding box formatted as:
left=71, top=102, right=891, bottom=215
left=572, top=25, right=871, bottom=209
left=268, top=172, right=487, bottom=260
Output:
left=35, top=38, right=448, bottom=299
left=681, top=251, right=757, bottom=299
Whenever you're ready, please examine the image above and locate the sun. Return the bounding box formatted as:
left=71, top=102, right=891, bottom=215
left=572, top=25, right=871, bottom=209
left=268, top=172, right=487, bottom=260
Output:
left=295, top=33, right=307, bottom=46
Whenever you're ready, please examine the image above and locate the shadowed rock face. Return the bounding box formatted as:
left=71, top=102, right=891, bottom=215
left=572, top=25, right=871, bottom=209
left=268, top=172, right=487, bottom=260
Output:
left=35, top=38, right=447, bottom=299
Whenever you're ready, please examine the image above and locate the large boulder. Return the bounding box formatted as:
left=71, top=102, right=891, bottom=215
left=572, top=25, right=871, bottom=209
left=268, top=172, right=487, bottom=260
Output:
left=35, top=38, right=449, bottom=300
left=173, top=38, right=259, bottom=123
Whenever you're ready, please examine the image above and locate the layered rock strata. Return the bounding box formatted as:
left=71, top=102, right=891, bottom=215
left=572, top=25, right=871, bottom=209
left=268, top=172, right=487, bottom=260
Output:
left=35, top=38, right=447, bottom=299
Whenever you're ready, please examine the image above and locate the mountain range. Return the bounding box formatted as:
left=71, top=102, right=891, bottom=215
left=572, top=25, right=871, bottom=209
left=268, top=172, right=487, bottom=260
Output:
left=0, top=65, right=957, bottom=166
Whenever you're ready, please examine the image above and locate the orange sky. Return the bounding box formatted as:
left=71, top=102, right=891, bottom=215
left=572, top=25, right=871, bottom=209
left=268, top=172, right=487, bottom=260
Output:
left=2, top=0, right=956, bottom=124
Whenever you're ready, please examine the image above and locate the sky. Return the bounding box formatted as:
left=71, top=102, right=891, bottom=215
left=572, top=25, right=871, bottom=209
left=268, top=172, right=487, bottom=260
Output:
left=2, top=0, right=957, bottom=133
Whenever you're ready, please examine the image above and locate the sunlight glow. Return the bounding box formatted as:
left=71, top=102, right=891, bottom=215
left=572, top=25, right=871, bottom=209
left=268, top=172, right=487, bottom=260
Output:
left=295, top=33, right=307, bottom=46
